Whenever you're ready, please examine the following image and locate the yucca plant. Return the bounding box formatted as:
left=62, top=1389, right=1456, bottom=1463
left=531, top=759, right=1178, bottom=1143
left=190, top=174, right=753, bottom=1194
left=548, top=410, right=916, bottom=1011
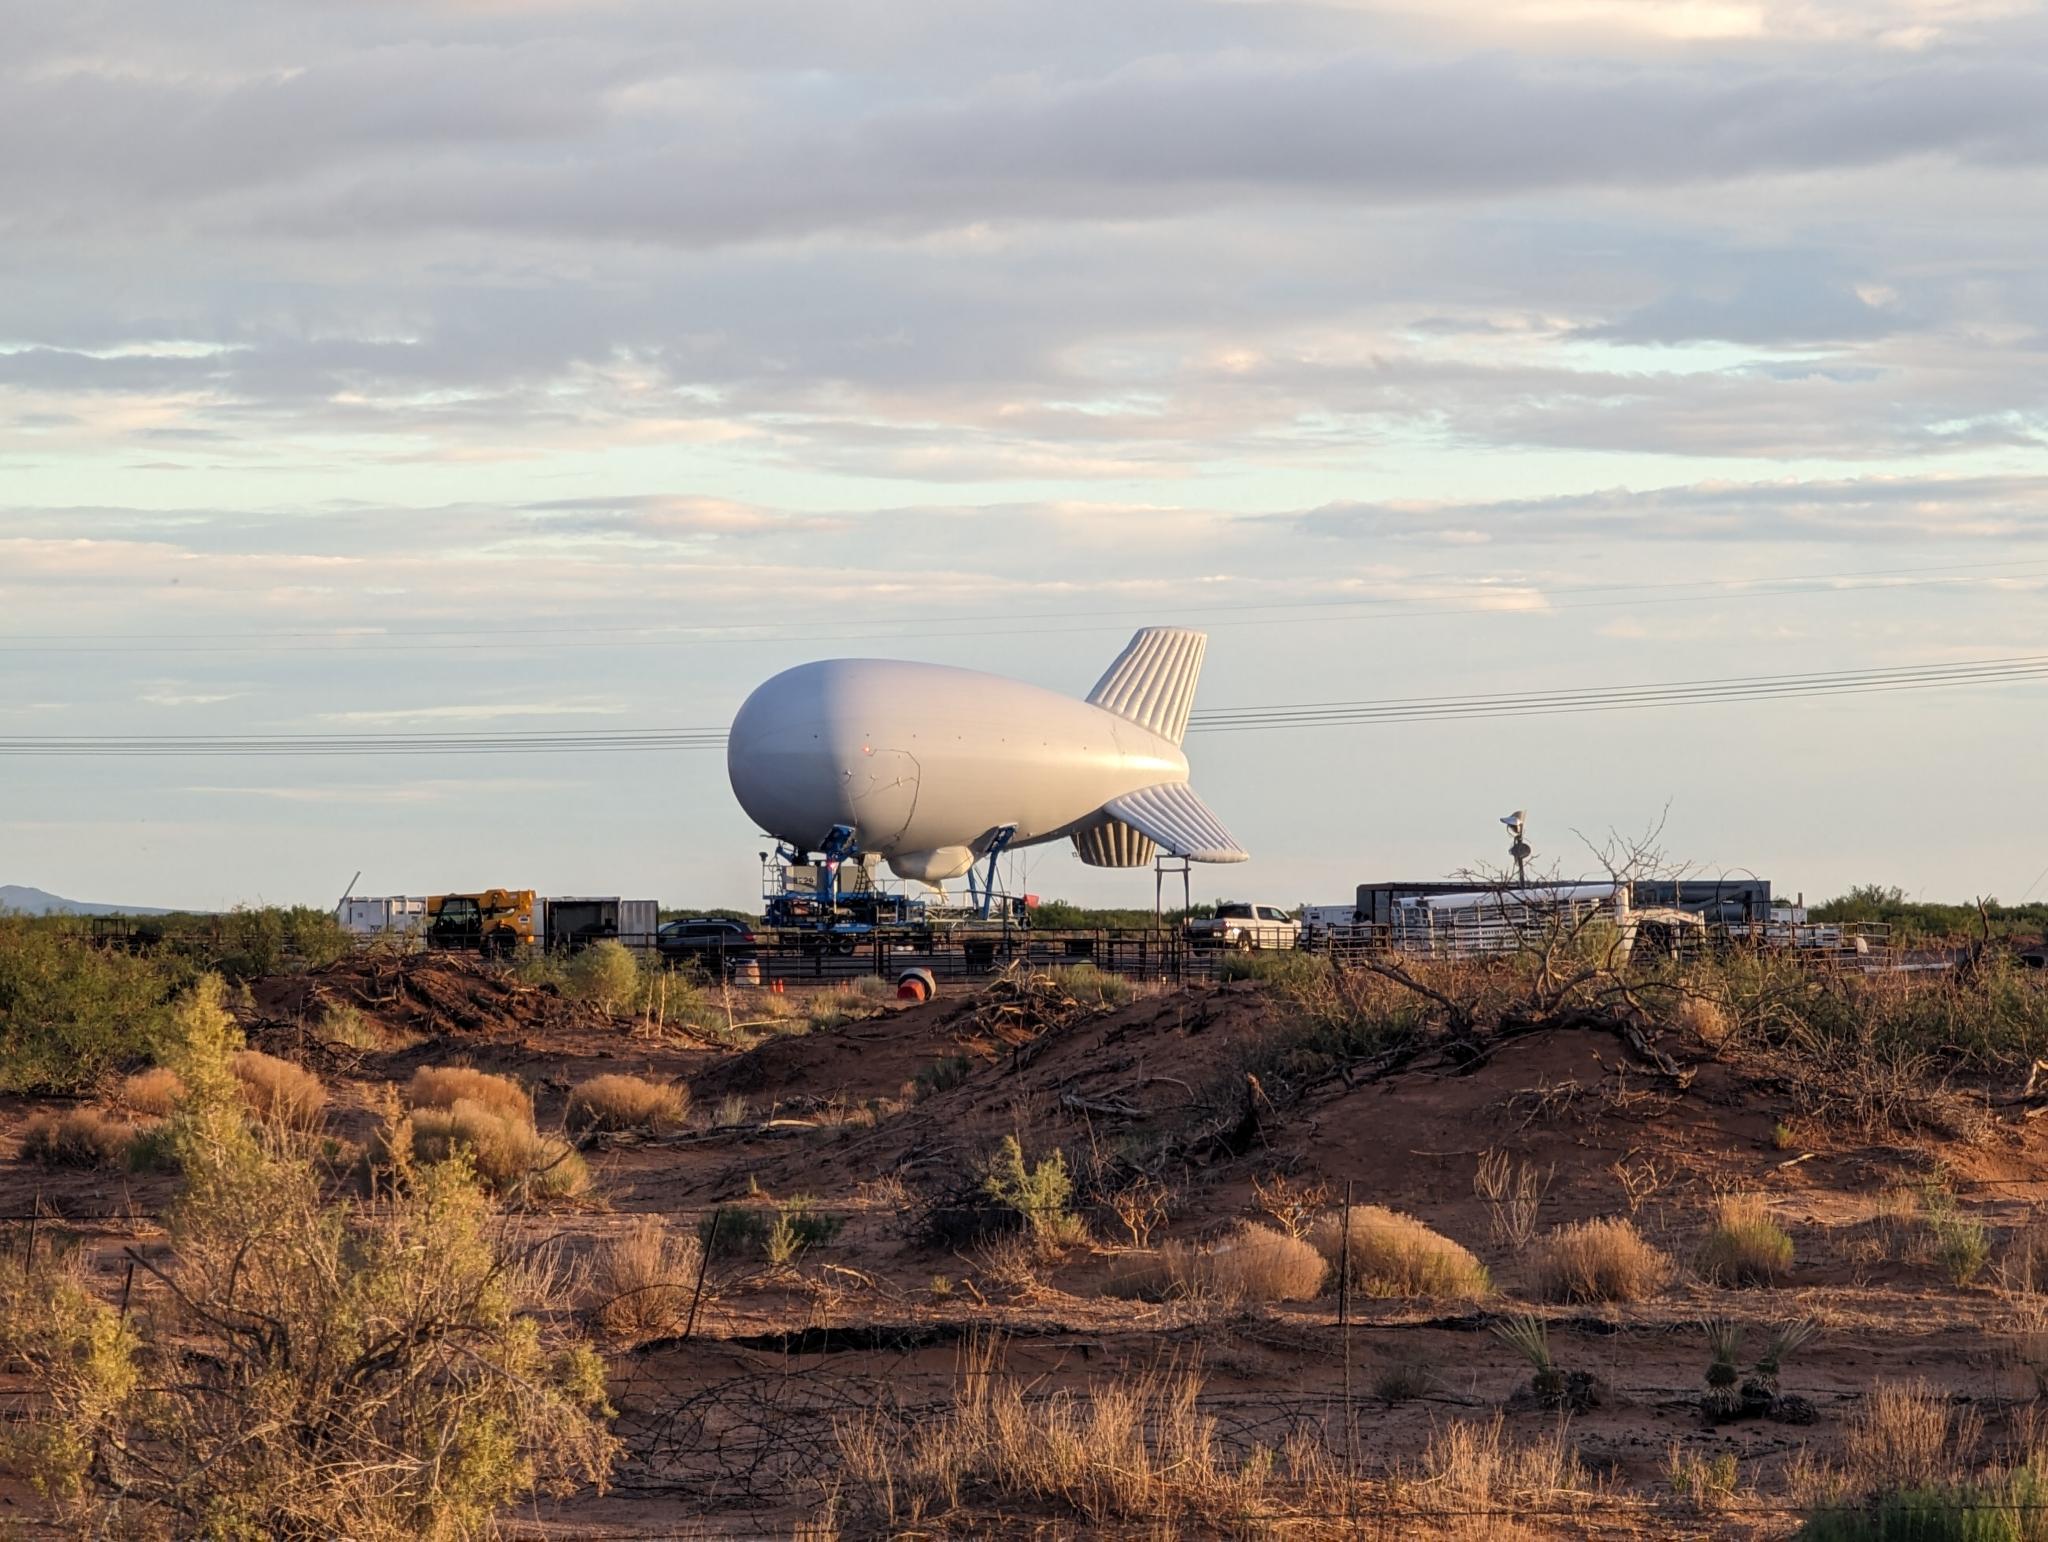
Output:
left=1701, top=1318, right=1745, bottom=1421
left=1490, top=1313, right=1564, bottom=1402
left=1742, top=1317, right=1818, bottom=1415
left=1753, top=1318, right=1817, bottom=1385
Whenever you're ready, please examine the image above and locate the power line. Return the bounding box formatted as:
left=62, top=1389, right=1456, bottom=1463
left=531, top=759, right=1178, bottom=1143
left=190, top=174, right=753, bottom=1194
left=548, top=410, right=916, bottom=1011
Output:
left=2, top=654, right=2042, bottom=756
left=1187, top=654, right=2048, bottom=731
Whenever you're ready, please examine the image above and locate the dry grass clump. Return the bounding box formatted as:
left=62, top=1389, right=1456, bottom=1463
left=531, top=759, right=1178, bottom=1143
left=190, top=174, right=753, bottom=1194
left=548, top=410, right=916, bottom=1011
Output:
left=837, top=1345, right=1584, bottom=1538
left=1419, top=1412, right=1585, bottom=1518
left=231, top=1049, right=327, bottom=1132
left=116, top=1066, right=187, bottom=1117
left=1841, top=1378, right=1972, bottom=1492
left=804, top=976, right=893, bottom=1030
left=19, top=1108, right=138, bottom=1169
left=1675, top=993, right=1732, bottom=1047
left=2004, top=1223, right=2048, bottom=1294
left=1310, top=1204, right=1491, bottom=1300
left=591, top=1216, right=704, bottom=1341
left=565, top=1073, right=689, bottom=1133
left=835, top=1341, right=1320, bottom=1531
left=1696, top=1192, right=1795, bottom=1287
left=1047, top=962, right=1137, bottom=1007
left=318, top=1002, right=385, bottom=1051
left=1212, top=1223, right=1326, bottom=1301
left=972, top=1233, right=1046, bottom=1298
left=404, top=1100, right=589, bottom=1200
left=1473, top=1151, right=1551, bottom=1253
left=1103, top=1239, right=1206, bottom=1301
left=1104, top=1224, right=1326, bottom=1304
left=1532, top=1217, right=1671, bottom=1303
left=406, top=1065, right=533, bottom=1124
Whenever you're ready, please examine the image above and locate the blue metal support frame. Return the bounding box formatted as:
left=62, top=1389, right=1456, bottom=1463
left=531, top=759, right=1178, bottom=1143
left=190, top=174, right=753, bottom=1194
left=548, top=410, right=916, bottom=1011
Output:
left=816, top=824, right=859, bottom=914
left=966, top=825, right=1017, bottom=920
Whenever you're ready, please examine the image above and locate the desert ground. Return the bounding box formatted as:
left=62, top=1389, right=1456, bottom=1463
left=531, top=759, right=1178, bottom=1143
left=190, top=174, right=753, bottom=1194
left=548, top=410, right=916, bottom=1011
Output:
left=7, top=937, right=2048, bottom=1539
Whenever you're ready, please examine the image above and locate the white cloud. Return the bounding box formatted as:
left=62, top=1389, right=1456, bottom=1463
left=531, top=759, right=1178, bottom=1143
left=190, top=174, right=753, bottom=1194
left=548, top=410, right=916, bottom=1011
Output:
left=6, top=0, right=2047, bottom=906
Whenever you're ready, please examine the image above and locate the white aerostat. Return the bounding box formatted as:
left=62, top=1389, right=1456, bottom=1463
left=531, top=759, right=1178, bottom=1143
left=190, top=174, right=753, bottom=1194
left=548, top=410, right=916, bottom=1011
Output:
left=726, top=627, right=1247, bottom=886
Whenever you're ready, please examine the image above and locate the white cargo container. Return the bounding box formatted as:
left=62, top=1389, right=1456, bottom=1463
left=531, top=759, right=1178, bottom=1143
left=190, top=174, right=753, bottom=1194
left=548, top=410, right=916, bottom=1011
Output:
left=338, top=896, right=428, bottom=936
left=538, top=897, right=661, bottom=951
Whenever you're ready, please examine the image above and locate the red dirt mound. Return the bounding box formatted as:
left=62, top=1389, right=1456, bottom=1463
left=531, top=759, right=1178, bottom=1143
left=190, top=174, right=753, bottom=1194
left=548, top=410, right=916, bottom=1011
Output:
left=244, top=952, right=611, bottom=1044
left=713, top=977, right=1292, bottom=1195
left=711, top=970, right=2048, bottom=1265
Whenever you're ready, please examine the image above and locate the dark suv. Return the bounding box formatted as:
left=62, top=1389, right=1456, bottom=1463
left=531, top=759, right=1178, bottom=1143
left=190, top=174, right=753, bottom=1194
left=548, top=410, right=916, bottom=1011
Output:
left=656, top=918, right=760, bottom=976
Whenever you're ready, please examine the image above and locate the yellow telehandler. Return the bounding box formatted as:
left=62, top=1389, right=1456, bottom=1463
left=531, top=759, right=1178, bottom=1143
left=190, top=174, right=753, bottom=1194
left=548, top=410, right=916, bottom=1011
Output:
left=424, top=889, right=536, bottom=957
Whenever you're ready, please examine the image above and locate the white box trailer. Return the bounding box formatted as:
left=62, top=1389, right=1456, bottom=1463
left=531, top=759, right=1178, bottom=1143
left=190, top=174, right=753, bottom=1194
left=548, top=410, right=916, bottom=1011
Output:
left=338, top=896, right=428, bottom=936
left=1297, top=903, right=1361, bottom=943
left=538, top=897, right=660, bottom=951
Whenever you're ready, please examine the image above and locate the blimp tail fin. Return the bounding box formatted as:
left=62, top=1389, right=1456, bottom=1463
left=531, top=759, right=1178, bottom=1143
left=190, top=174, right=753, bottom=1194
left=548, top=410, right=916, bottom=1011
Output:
left=1103, top=781, right=1248, bottom=863
left=1073, top=817, right=1158, bottom=868
left=1087, top=627, right=1206, bottom=745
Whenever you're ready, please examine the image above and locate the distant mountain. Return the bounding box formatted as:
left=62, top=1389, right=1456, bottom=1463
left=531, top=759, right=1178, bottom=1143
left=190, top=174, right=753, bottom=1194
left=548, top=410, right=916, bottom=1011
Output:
left=0, top=884, right=173, bottom=917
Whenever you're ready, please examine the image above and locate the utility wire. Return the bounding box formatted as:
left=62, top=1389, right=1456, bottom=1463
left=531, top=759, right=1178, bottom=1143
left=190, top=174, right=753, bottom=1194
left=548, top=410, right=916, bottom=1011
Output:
left=1, top=654, right=2042, bottom=756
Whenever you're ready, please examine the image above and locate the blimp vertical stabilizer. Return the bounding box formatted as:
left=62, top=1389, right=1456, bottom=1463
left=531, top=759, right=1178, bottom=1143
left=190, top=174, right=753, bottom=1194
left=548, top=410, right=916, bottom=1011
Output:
left=1071, top=626, right=1245, bottom=868
left=726, top=625, right=1248, bottom=884
left=1086, top=627, right=1206, bottom=745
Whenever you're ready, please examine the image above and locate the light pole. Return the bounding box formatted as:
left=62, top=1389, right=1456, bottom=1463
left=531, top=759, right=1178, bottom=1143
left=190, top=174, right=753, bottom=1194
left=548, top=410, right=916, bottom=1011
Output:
left=1501, top=810, right=1530, bottom=886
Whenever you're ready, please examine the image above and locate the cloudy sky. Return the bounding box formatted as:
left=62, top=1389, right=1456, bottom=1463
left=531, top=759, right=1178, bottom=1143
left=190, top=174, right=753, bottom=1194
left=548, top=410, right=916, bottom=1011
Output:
left=4, top=0, right=2046, bottom=912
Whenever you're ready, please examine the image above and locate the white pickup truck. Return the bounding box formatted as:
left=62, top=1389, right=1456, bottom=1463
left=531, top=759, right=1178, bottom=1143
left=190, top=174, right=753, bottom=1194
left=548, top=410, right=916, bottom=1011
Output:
left=1186, top=901, right=1301, bottom=951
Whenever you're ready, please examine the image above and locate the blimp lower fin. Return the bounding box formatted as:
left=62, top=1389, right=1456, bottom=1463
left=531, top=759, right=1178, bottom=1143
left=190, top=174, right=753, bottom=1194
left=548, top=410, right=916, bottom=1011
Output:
left=1087, top=627, right=1206, bottom=744
left=1102, top=781, right=1248, bottom=863
left=1073, top=817, right=1158, bottom=868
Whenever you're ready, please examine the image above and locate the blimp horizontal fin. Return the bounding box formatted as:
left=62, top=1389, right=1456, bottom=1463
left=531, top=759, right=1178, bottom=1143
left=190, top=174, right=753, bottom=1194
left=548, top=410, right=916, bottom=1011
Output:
left=1103, top=781, right=1248, bottom=863
left=1087, top=627, right=1206, bottom=745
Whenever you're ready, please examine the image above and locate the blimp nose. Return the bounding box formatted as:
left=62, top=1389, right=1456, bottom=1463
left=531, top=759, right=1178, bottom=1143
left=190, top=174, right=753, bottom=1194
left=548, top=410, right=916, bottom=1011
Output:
left=728, top=672, right=921, bottom=851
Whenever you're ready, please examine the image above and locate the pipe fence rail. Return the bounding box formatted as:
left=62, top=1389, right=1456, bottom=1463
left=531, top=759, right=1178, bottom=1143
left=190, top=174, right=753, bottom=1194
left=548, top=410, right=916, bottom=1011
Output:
left=423, top=926, right=1276, bottom=986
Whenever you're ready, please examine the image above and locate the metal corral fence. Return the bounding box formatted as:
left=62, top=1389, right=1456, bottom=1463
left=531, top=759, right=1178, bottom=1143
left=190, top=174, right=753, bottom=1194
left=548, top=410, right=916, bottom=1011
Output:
left=1311, top=911, right=1894, bottom=966
left=434, top=928, right=1261, bottom=986
left=58, top=910, right=1283, bottom=985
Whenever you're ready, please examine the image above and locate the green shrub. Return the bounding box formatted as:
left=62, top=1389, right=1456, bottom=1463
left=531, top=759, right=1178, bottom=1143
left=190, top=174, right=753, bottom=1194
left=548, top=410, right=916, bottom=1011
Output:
left=915, top=1055, right=973, bottom=1100
left=0, top=917, right=177, bottom=1093
left=1795, top=1467, right=2048, bottom=1541
left=206, top=906, right=354, bottom=977
left=982, top=1136, right=1076, bottom=1241
left=566, top=941, right=642, bottom=1016
left=699, top=1204, right=774, bottom=1258
left=1935, top=1216, right=1992, bottom=1287
left=1697, top=1193, right=1796, bottom=1287
left=0, top=975, right=616, bottom=1535
left=1218, top=950, right=1328, bottom=987
left=698, top=1199, right=841, bottom=1261
left=1046, top=963, right=1135, bottom=1007
left=1920, top=1176, right=1992, bottom=1287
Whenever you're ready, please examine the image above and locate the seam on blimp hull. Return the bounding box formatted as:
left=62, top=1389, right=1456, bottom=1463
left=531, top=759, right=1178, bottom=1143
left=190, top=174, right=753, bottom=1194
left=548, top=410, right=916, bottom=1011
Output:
left=848, top=747, right=921, bottom=851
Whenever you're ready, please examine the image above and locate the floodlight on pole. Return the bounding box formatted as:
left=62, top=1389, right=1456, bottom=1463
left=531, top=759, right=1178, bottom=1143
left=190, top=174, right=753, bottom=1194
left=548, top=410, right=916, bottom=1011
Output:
left=1501, top=810, right=1531, bottom=884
